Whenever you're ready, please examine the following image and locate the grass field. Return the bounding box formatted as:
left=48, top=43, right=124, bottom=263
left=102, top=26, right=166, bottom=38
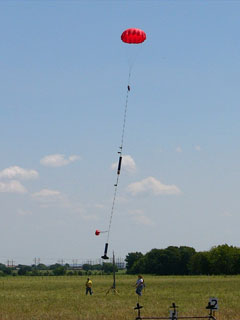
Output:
left=0, top=275, right=239, bottom=320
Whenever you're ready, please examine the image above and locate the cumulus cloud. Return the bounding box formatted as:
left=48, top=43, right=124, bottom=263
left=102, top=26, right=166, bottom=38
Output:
left=32, top=189, right=61, bottom=199
left=0, top=166, right=38, bottom=180
left=40, top=154, right=80, bottom=167
left=32, top=189, right=64, bottom=208
left=111, top=155, right=136, bottom=173
left=0, top=180, right=27, bottom=194
left=127, top=176, right=181, bottom=196
left=129, top=209, right=154, bottom=226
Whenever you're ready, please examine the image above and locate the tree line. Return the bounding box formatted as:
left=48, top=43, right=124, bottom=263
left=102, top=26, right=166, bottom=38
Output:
left=1, top=244, right=239, bottom=276
left=0, top=262, right=118, bottom=277
left=125, top=244, right=240, bottom=275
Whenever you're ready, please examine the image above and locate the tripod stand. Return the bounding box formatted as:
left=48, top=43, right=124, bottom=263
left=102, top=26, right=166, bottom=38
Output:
left=106, top=251, right=119, bottom=295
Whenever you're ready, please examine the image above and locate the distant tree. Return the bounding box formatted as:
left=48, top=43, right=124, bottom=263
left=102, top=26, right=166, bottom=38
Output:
left=0, top=264, right=6, bottom=271
left=49, top=263, right=62, bottom=270
left=18, top=265, right=32, bottom=275
left=231, top=248, right=240, bottom=274
left=82, top=264, right=93, bottom=271
left=141, top=248, right=165, bottom=274
left=31, top=269, right=40, bottom=276
left=3, top=267, right=12, bottom=275
left=0, top=264, right=12, bottom=275
left=209, top=244, right=240, bottom=275
left=36, top=264, right=48, bottom=270
left=125, top=252, right=143, bottom=274
left=189, top=252, right=210, bottom=275
left=130, top=256, right=146, bottom=274
left=92, top=264, right=103, bottom=271
left=102, top=263, right=118, bottom=274
left=52, top=266, right=66, bottom=276
left=126, top=246, right=196, bottom=275
left=141, top=247, right=181, bottom=275
left=178, top=246, right=196, bottom=275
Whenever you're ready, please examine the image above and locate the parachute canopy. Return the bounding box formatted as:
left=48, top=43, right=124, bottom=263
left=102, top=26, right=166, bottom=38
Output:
left=95, top=229, right=107, bottom=236
left=121, top=28, right=146, bottom=44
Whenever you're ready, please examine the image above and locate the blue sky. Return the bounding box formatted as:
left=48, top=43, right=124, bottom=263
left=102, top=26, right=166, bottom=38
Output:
left=1, top=1, right=240, bottom=265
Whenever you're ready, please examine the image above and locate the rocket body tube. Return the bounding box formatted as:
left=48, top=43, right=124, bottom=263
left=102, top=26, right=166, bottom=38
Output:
left=117, top=156, right=122, bottom=175
left=101, top=243, right=109, bottom=260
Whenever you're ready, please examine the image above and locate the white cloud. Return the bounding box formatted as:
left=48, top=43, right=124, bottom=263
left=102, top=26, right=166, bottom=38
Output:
left=31, top=189, right=73, bottom=209
left=127, top=176, right=181, bottom=196
left=195, top=145, right=201, bottom=151
left=0, top=166, right=38, bottom=180
left=40, top=154, right=80, bottom=167
left=176, top=146, right=182, bottom=153
left=0, top=180, right=27, bottom=194
left=129, top=209, right=154, bottom=226
left=111, top=155, right=136, bottom=173
left=32, top=189, right=61, bottom=199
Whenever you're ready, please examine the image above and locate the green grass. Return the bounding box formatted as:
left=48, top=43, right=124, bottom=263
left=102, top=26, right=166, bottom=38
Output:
left=0, top=275, right=239, bottom=319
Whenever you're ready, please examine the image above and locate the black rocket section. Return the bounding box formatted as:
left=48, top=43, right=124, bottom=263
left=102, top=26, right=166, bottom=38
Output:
left=101, top=243, right=109, bottom=260
left=117, top=156, right=122, bottom=175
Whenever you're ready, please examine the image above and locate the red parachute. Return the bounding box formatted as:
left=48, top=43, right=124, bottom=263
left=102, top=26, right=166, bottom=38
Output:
left=121, top=28, right=146, bottom=44
left=95, top=229, right=107, bottom=236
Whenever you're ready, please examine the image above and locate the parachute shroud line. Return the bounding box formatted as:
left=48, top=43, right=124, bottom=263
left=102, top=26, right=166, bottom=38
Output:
left=101, top=71, right=131, bottom=259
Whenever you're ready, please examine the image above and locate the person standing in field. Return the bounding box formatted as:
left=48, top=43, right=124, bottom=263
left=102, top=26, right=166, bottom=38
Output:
left=135, top=275, right=144, bottom=296
left=85, top=278, right=93, bottom=295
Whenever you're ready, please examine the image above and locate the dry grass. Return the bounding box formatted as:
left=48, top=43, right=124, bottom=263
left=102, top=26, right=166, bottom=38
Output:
left=0, top=275, right=239, bottom=320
